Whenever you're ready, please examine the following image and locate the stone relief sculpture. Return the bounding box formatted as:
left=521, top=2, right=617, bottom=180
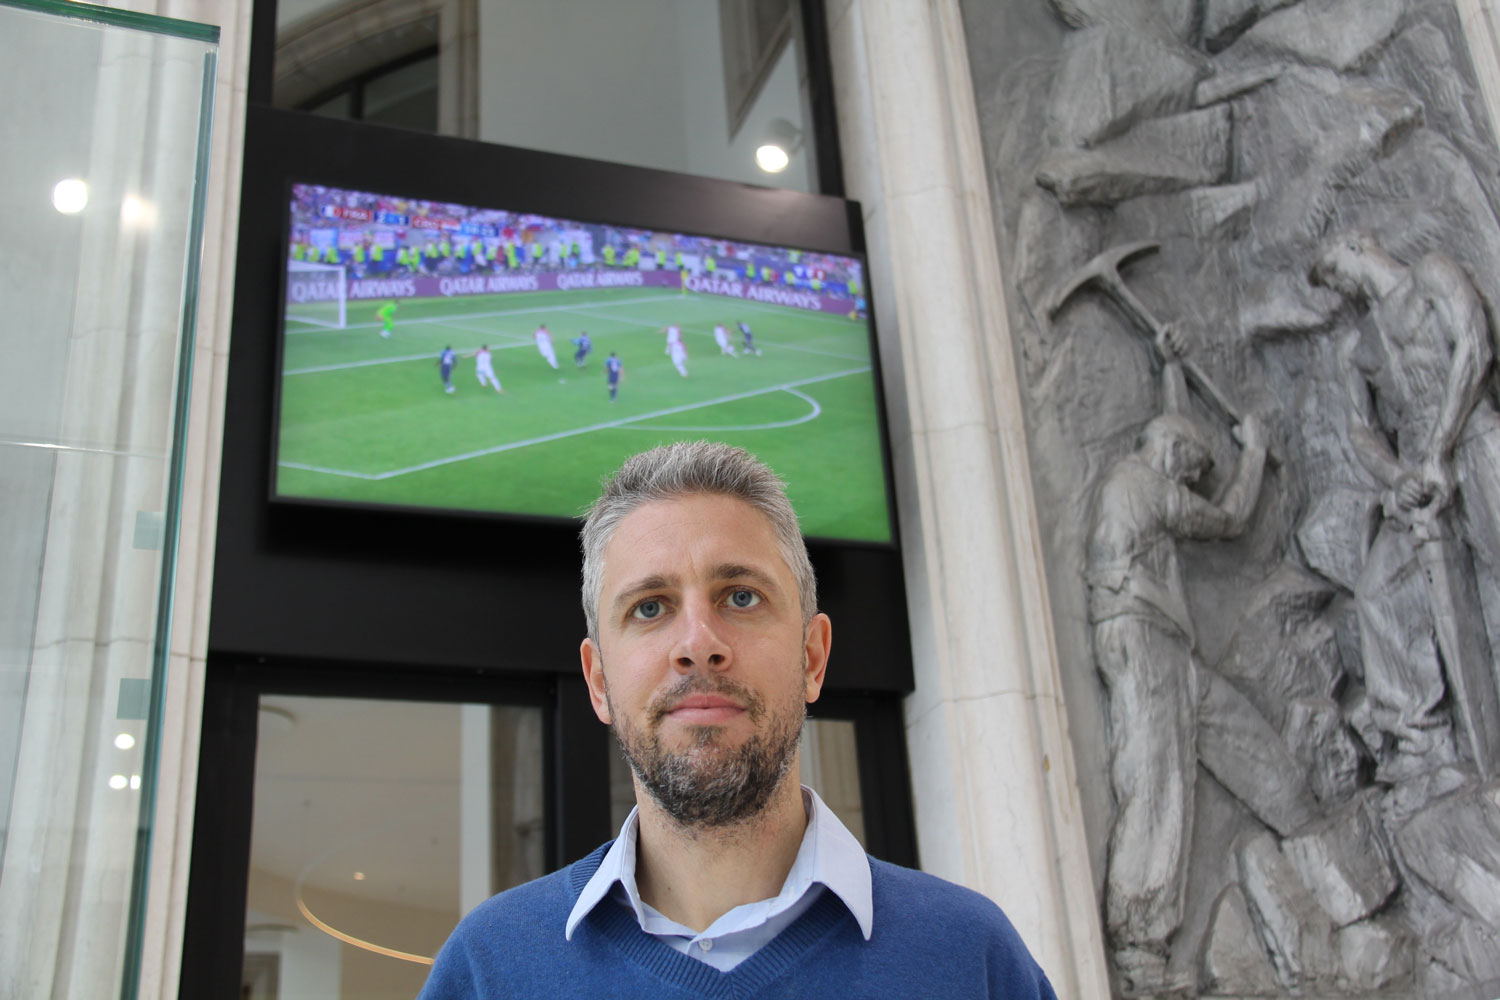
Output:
left=1312, top=231, right=1500, bottom=779
left=1086, top=342, right=1319, bottom=996
left=958, top=0, right=1500, bottom=995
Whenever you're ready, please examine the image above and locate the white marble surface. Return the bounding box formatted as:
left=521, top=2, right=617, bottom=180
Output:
left=827, top=2, right=1109, bottom=995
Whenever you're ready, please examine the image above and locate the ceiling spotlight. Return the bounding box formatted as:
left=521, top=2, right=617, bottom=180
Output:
left=115, top=733, right=136, bottom=750
left=53, top=178, right=88, bottom=214
left=109, top=774, right=128, bottom=790
left=755, top=118, right=803, bottom=174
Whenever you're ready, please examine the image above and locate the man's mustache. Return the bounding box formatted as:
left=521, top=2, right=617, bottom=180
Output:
left=648, top=674, right=764, bottom=726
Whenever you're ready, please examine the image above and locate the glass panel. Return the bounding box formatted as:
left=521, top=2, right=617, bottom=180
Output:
left=0, top=3, right=216, bottom=998
left=363, top=55, right=439, bottom=132
left=271, top=0, right=816, bottom=191
left=605, top=716, right=866, bottom=846
left=307, top=88, right=355, bottom=120
left=475, top=1, right=815, bottom=190
left=802, top=717, right=865, bottom=846
left=244, top=695, right=545, bottom=999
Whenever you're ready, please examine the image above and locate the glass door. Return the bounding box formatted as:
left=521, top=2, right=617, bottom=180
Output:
left=242, top=695, right=545, bottom=1000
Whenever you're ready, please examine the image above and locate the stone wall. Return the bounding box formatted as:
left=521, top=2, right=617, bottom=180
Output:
left=960, top=0, right=1500, bottom=995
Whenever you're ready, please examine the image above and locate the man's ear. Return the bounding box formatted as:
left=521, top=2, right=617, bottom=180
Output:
left=802, top=613, right=832, bottom=704
left=580, top=637, right=612, bottom=724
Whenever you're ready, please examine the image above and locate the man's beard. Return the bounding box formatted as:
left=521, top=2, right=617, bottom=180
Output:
left=607, top=670, right=805, bottom=829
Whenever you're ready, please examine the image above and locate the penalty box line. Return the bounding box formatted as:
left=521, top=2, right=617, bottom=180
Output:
left=277, top=366, right=871, bottom=481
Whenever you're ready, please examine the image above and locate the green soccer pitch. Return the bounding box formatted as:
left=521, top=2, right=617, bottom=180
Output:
left=275, top=284, right=892, bottom=542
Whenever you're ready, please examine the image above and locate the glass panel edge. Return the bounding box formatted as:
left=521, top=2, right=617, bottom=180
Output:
left=118, top=47, right=220, bottom=1000
left=0, top=0, right=220, bottom=44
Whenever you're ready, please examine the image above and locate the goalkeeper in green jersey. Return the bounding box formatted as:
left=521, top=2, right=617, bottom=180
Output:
left=377, top=300, right=398, bottom=339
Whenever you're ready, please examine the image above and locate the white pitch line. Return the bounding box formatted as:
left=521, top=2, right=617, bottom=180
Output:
left=278, top=366, right=871, bottom=480
left=285, top=337, right=544, bottom=375
left=286, top=292, right=686, bottom=335
left=626, top=386, right=823, bottom=431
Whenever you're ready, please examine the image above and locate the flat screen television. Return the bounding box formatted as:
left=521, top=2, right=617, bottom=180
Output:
left=271, top=181, right=892, bottom=544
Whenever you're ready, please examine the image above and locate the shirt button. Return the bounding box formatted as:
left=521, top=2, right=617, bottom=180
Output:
left=698, top=939, right=713, bottom=951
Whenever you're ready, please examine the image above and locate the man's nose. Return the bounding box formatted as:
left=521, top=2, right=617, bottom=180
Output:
left=672, top=597, right=730, bottom=672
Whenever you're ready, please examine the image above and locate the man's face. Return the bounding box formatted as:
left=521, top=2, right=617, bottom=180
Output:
left=579, top=493, right=831, bottom=828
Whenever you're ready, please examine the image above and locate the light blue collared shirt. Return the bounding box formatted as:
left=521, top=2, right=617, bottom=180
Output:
left=564, top=786, right=874, bottom=972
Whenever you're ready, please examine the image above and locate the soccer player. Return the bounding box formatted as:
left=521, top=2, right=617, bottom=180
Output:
left=439, top=346, right=457, bottom=394
left=572, top=332, right=593, bottom=368
left=472, top=345, right=503, bottom=393
left=663, top=324, right=682, bottom=350
left=605, top=351, right=623, bottom=402
left=377, top=300, right=398, bottom=339
left=713, top=323, right=736, bottom=357
left=738, top=320, right=761, bottom=356
left=535, top=324, right=560, bottom=369
left=667, top=336, right=689, bottom=377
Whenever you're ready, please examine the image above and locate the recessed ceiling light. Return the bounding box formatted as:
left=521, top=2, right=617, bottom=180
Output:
left=115, top=733, right=136, bottom=750
left=109, top=774, right=128, bottom=790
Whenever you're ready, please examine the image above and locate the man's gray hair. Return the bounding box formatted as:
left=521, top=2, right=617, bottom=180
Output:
left=581, top=441, right=817, bottom=640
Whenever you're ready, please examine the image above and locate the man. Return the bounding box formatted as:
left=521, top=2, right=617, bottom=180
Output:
left=738, top=320, right=761, bottom=356
left=605, top=350, right=623, bottom=402
left=1086, top=341, right=1317, bottom=996
left=377, top=299, right=398, bottom=339
left=420, top=442, right=1056, bottom=999
left=1311, top=230, right=1500, bottom=773
left=713, top=322, right=736, bottom=357
left=663, top=325, right=689, bottom=377
left=471, top=344, right=502, bottom=394
left=572, top=331, right=593, bottom=368
left=438, top=346, right=457, bottom=394
left=535, top=323, right=560, bottom=369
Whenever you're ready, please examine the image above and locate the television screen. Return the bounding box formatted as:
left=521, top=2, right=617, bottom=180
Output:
left=273, top=182, right=891, bottom=543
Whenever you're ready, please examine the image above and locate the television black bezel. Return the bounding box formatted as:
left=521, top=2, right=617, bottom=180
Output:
left=265, top=143, right=898, bottom=550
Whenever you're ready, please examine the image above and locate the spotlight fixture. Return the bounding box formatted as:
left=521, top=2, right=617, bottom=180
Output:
left=755, top=118, right=803, bottom=174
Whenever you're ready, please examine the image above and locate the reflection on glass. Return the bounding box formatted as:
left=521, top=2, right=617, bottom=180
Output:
left=243, top=695, right=544, bottom=999
left=605, top=716, right=865, bottom=846
left=0, top=3, right=216, bottom=997
left=363, top=55, right=439, bottom=132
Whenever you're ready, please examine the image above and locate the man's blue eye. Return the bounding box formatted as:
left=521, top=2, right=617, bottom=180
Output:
left=727, top=589, right=760, bottom=609
left=632, top=600, right=663, bottom=620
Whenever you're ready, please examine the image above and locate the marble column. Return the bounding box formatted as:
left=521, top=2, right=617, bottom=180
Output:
left=826, top=2, right=1108, bottom=995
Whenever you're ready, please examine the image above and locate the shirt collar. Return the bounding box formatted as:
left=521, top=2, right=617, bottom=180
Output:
left=565, top=785, right=873, bottom=941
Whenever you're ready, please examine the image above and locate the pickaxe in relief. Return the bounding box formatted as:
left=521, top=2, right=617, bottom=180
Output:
left=1044, top=241, right=1275, bottom=463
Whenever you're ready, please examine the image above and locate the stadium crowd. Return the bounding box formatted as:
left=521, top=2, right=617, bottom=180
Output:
left=288, top=184, right=863, bottom=301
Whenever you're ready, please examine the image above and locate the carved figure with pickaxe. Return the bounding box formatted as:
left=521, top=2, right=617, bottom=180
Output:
left=1045, top=241, right=1277, bottom=464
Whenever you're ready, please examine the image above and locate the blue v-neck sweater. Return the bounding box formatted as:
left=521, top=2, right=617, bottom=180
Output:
left=419, top=843, right=1058, bottom=999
